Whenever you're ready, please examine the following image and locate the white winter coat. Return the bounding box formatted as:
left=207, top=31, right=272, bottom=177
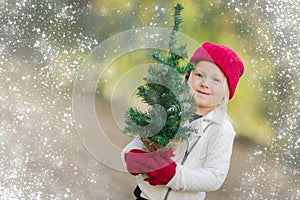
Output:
left=121, top=108, right=236, bottom=200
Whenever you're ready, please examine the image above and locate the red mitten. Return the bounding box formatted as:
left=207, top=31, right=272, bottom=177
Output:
left=144, top=150, right=176, bottom=186
left=155, top=148, right=175, bottom=159
left=125, top=149, right=149, bottom=175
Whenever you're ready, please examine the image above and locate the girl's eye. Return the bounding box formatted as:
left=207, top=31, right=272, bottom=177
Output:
left=196, top=73, right=204, bottom=78
left=213, top=78, right=221, bottom=82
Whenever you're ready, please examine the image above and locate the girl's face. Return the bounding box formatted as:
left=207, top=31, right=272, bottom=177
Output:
left=190, top=61, right=227, bottom=115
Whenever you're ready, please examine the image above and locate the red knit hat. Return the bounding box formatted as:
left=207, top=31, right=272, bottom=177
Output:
left=188, top=41, right=245, bottom=99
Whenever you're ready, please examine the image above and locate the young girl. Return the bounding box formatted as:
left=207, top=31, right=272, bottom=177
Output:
left=121, top=41, right=245, bottom=200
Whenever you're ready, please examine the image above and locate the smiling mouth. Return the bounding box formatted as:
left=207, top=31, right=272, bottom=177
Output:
left=197, top=90, right=210, bottom=95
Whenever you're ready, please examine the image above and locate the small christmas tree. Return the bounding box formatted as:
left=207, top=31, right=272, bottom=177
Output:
left=123, top=3, right=196, bottom=151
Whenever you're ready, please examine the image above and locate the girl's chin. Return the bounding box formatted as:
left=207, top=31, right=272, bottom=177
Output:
left=195, top=98, right=219, bottom=108
left=195, top=95, right=211, bottom=102
left=195, top=99, right=211, bottom=107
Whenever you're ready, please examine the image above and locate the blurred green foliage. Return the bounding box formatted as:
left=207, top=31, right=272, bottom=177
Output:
left=5, top=0, right=298, bottom=169
left=87, top=0, right=274, bottom=145
left=66, top=0, right=275, bottom=144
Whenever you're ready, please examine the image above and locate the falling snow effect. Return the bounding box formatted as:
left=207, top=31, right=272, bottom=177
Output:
left=0, top=0, right=299, bottom=199
left=0, top=1, right=131, bottom=199
left=226, top=0, right=300, bottom=199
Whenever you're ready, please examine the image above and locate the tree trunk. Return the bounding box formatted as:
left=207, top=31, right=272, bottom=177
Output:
left=141, top=138, right=164, bottom=152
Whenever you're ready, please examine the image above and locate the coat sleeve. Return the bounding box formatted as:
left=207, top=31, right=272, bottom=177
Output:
left=120, top=135, right=148, bottom=167
left=167, top=122, right=236, bottom=192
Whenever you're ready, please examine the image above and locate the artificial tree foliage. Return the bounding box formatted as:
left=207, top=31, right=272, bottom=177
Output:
left=123, top=3, right=196, bottom=151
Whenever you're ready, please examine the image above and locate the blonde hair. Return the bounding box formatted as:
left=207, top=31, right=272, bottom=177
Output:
left=217, top=78, right=230, bottom=111
left=212, top=78, right=232, bottom=128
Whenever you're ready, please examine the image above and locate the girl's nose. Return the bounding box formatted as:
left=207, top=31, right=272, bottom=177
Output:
left=200, top=78, right=209, bottom=88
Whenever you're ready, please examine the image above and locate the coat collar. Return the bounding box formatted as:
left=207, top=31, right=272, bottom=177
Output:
left=202, top=108, right=227, bottom=125
left=189, top=108, right=227, bottom=136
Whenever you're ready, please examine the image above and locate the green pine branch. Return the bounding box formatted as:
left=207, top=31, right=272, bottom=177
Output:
left=123, top=3, right=196, bottom=148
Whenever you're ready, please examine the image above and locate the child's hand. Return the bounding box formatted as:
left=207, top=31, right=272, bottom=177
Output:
left=125, top=149, right=149, bottom=175
left=125, top=148, right=176, bottom=184
left=143, top=150, right=177, bottom=186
